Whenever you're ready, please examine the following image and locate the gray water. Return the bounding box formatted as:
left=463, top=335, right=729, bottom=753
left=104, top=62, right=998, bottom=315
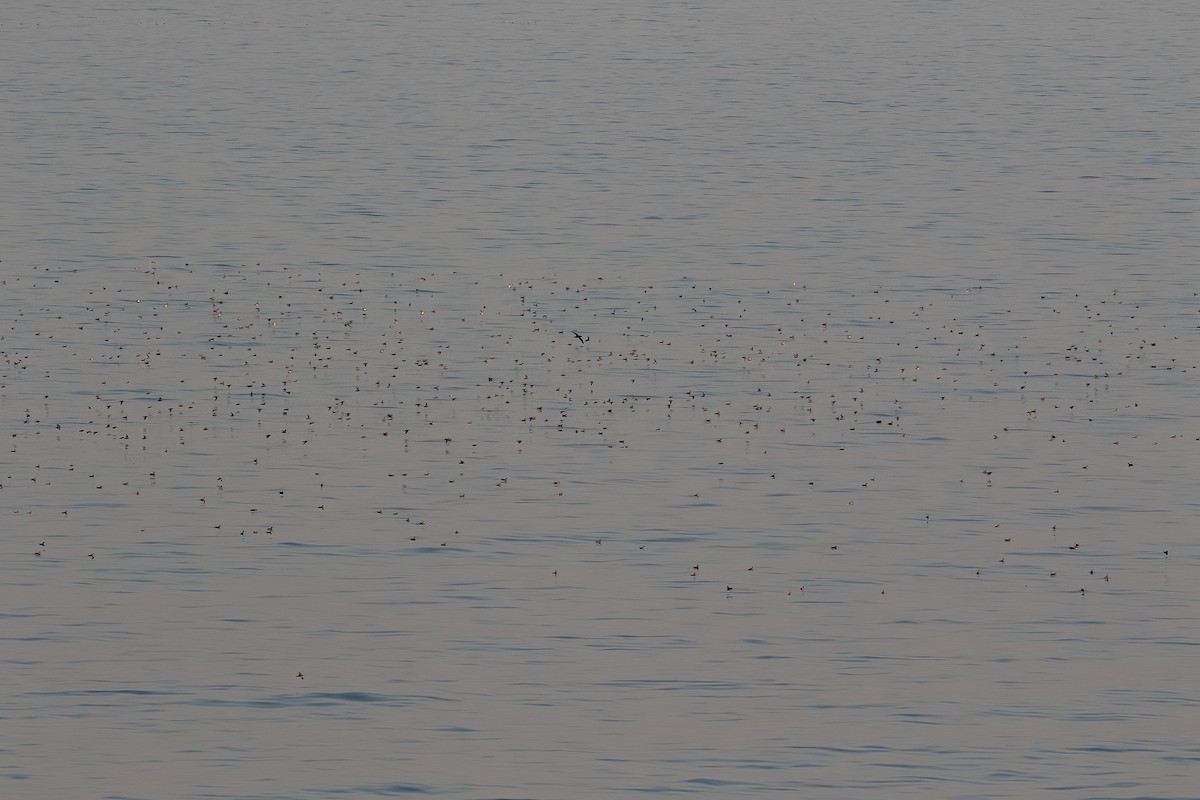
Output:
left=2, top=2, right=1199, bottom=798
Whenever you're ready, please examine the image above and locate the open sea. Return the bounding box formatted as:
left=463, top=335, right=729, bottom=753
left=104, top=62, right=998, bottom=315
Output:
left=2, top=1, right=1198, bottom=798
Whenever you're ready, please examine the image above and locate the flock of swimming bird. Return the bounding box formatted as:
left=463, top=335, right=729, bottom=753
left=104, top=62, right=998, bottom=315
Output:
left=4, top=262, right=1192, bottom=625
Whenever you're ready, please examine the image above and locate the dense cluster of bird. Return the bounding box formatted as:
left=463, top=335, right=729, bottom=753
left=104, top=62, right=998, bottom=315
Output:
left=4, top=262, right=1192, bottom=629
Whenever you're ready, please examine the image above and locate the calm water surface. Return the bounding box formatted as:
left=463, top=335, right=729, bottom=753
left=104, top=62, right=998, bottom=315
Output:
left=2, top=2, right=1198, bottom=798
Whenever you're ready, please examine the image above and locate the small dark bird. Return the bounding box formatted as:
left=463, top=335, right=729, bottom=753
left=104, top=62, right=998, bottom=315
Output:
left=296, top=672, right=304, bottom=679
left=572, top=331, right=589, bottom=343
left=88, top=553, right=95, bottom=559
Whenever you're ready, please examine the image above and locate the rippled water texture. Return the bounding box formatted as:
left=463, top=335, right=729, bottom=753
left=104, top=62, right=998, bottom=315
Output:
left=2, top=1, right=1198, bottom=798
